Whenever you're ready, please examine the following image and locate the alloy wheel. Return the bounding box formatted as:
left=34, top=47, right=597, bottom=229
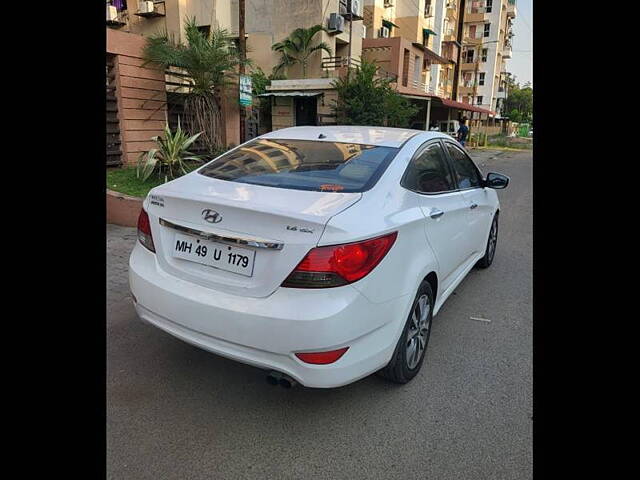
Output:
left=406, top=294, right=431, bottom=370
left=487, top=218, right=498, bottom=263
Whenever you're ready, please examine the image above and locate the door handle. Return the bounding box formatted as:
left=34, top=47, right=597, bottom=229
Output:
left=429, top=208, right=445, bottom=219
left=470, top=203, right=478, bottom=209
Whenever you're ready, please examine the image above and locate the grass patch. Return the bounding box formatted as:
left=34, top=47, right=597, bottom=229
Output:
left=469, top=134, right=533, bottom=150
left=106, top=162, right=202, bottom=198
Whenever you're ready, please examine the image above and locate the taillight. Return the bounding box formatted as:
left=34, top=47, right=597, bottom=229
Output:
left=295, top=347, right=349, bottom=365
left=282, top=232, right=397, bottom=288
left=137, top=208, right=155, bottom=253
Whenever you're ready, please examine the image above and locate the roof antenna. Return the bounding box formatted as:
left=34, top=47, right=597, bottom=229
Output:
left=318, top=133, right=326, bottom=139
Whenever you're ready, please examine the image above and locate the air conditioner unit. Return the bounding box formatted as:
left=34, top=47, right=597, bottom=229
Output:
left=328, top=13, right=345, bottom=33
left=107, top=5, right=118, bottom=22
left=139, top=1, right=155, bottom=14
left=379, top=26, right=390, bottom=38
left=349, top=0, right=361, bottom=16
left=384, top=0, right=395, bottom=7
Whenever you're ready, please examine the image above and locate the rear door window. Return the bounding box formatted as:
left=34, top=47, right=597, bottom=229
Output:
left=445, top=143, right=483, bottom=189
left=198, top=139, right=399, bottom=193
left=402, top=142, right=455, bottom=194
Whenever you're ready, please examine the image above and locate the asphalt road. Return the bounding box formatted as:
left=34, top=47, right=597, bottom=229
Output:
left=107, top=149, right=532, bottom=480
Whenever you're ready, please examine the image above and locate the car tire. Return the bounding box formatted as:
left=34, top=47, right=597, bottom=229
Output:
left=378, top=280, right=434, bottom=384
left=476, top=212, right=499, bottom=269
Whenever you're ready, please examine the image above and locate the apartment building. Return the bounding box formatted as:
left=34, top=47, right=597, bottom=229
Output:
left=257, top=0, right=365, bottom=129
left=458, top=0, right=516, bottom=116
left=107, top=1, right=366, bottom=137
left=428, top=0, right=460, bottom=99
left=106, top=1, right=236, bottom=41
left=362, top=0, right=450, bottom=97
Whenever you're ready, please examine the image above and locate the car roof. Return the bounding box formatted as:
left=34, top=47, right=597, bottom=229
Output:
left=259, top=126, right=449, bottom=149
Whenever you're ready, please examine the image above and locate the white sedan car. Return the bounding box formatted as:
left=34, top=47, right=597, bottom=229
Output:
left=129, top=126, right=509, bottom=388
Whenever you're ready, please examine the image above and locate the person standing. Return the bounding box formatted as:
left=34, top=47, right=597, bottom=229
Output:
left=457, top=117, right=470, bottom=147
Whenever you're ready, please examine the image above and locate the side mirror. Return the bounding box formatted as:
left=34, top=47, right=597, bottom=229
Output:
left=485, top=172, right=509, bottom=189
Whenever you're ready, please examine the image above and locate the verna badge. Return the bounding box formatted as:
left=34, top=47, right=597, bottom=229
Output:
left=202, top=209, right=222, bottom=224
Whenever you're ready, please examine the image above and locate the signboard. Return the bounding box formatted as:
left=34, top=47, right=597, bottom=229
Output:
left=239, top=75, right=252, bottom=107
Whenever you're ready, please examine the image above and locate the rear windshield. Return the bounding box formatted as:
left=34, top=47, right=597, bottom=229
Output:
left=198, top=138, right=399, bottom=193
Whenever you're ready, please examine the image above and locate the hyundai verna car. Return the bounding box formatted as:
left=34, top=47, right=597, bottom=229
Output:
left=129, top=126, right=509, bottom=388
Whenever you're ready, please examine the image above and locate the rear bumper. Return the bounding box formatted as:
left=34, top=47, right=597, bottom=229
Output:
left=129, top=243, right=411, bottom=388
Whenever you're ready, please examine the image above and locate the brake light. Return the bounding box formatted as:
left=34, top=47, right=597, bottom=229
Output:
left=295, top=347, right=349, bottom=365
left=282, top=232, right=397, bottom=288
left=137, top=208, right=155, bottom=253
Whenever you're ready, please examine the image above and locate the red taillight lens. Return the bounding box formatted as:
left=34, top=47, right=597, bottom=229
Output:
left=295, top=347, right=349, bottom=365
left=282, top=232, right=397, bottom=288
left=137, top=208, right=155, bottom=253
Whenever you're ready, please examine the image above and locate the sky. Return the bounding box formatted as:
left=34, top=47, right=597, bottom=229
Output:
left=508, top=0, right=533, bottom=86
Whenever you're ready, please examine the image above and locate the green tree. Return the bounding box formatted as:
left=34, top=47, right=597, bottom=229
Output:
left=332, top=60, right=418, bottom=128
left=142, top=17, right=248, bottom=153
left=504, top=82, right=533, bottom=124
left=272, top=25, right=332, bottom=78
left=250, top=67, right=286, bottom=133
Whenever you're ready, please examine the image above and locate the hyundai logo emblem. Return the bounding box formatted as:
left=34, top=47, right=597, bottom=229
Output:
left=202, top=209, right=222, bottom=224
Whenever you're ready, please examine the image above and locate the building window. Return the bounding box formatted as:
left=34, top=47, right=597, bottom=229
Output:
left=424, top=1, right=433, bottom=18
left=479, top=73, right=485, bottom=86
left=197, top=25, right=211, bottom=37
left=402, top=49, right=410, bottom=87
left=465, top=49, right=474, bottom=63
left=486, top=0, right=493, bottom=13
left=414, top=55, right=421, bottom=85
left=483, top=23, right=490, bottom=37
left=481, top=48, right=488, bottom=62
left=477, top=96, right=483, bottom=105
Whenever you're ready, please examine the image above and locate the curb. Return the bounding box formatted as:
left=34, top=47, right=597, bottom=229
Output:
left=107, top=189, right=144, bottom=227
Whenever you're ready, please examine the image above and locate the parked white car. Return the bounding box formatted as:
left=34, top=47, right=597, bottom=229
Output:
left=129, top=126, right=509, bottom=388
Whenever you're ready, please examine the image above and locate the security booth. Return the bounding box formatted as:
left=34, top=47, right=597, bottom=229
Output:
left=259, top=79, right=340, bottom=130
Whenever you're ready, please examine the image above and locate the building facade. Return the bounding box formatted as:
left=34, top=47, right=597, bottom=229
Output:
left=363, top=0, right=449, bottom=96
left=106, top=0, right=511, bottom=141
left=458, top=0, right=516, bottom=116
left=428, top=0, right=460, bottom=99
left=258, top=0, right=365, bottom=130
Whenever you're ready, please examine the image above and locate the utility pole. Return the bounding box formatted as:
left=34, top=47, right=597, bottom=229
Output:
left=239, top=0, right=246, bottom=143
left=347, top=12, right=353, bottom=74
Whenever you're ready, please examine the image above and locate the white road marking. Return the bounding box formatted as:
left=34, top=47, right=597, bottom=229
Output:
left=470, top=316, right=492, bottom=323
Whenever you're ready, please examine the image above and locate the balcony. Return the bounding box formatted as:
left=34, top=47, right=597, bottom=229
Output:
left=502, top=45, right=512, bottom=58
left=458, top=86, right=475, bottom=96
left=443, top=27, right=457, bottom=43
left=134, top=1, right=166, bottom=19
left=507, top=0, right=517, bottom=18
left=465, top=5, right=492, bottom=23
left=321, top=56, right=361, bottom=78
left=496, top=89, right=507, bottom=99
left=460, top=61, right=477, bottom=71
left=440, top=43, right=459, bottom=63
left=463, top=31, right=486, bottom=46
left=437, top=79, right=454, bottom=97
left=321, top=56, right=361, bottom=70
left=106, top=4, right=128, bottom=28
left=446, top=1, right=458, bottom=20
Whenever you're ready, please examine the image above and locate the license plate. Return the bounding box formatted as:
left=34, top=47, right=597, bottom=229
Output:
left=172, top=233, right=256, bottom=277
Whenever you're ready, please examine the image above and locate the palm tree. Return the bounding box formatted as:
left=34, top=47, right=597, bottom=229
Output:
left=272, top=25, right=332, bottom=78
left=142, top=17, right=248, bottom=154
